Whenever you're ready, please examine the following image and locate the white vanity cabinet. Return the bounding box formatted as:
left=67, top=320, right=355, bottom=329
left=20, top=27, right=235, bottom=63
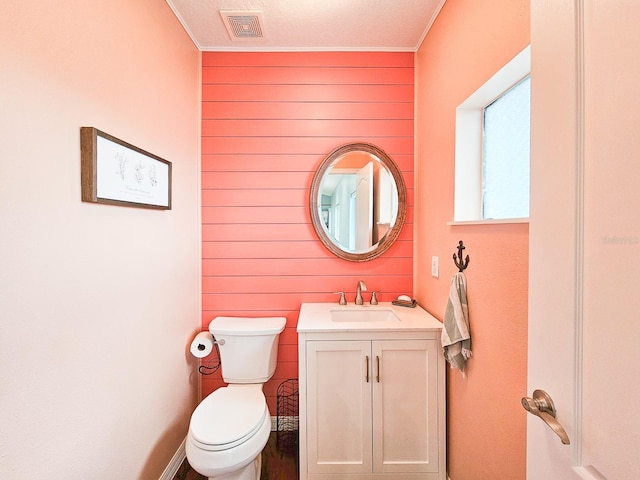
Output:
left=297, top=303, right=445, bottom=480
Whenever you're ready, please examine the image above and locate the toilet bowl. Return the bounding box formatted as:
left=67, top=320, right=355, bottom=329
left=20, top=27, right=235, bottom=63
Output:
left=186, top=385, right=271, bottom=479
left=186, top=316, right=286, bottom=480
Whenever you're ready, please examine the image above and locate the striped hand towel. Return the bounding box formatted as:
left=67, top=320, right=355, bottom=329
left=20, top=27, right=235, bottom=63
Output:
left=441, top=272, right=472, bottom=374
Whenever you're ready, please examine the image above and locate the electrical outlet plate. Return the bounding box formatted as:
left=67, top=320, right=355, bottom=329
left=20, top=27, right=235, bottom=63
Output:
left=431, top=256, right=439, bottom=278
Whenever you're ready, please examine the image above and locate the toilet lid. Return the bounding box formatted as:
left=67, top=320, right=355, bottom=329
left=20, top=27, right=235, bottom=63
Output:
left=190, top=387, right=267, bottom=450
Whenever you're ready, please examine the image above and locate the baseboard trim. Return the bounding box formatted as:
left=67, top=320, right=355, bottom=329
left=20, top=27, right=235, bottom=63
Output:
left=159, top=437, right=186, bottom=480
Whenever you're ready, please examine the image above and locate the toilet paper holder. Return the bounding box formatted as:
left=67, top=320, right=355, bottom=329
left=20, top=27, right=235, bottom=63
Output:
left=190, top=332, right=224, bottom=376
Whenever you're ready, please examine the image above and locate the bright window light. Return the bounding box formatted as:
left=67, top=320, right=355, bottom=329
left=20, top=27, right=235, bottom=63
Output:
left=453, top=45, right=531, bottom=223
left=482, top=76, right=530, bottom=219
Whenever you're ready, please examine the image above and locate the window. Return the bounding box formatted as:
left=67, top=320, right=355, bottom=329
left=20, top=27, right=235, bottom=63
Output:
left=482, top=76, right=530, bottom=219
left=453, top=46, right=531, bottom=223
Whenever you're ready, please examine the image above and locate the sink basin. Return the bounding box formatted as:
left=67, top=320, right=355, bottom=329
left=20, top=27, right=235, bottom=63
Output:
left=297, top=302, right=443, bottom=333
left=330, top=309, right=400, bottom=323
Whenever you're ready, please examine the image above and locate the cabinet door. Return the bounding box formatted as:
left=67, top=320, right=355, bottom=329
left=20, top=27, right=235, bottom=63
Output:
left=306, top=340, right=372, bottom=474
left=372, top=339, right=439, bottom=473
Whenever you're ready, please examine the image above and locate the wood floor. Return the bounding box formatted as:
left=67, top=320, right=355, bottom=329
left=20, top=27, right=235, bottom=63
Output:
left=173, top=432, right=299, bottom=480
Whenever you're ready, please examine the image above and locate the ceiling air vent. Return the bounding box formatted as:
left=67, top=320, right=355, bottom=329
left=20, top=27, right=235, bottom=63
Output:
left=220, top=11, right=265, bottom=40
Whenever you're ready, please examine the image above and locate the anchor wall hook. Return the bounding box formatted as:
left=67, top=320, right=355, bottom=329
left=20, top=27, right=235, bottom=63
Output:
left=453, top=240, right=470, bottom=272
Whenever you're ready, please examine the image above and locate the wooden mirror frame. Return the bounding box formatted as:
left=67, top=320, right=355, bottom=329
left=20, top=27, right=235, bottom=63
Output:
left=309, top=142, right=407, bottom=262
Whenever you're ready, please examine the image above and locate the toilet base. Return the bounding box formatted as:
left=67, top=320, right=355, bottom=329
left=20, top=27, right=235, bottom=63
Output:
left=206, top=453, right=261, bottom=480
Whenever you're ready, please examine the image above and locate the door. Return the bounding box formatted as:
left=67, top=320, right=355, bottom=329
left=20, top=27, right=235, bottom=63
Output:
left=306, top=340, right=372, bottom=474
left=355, top=162, right=373, bottom=250
left=528, top=1, right=640, bottom=478
left=372, top=340, right=439, bottom=474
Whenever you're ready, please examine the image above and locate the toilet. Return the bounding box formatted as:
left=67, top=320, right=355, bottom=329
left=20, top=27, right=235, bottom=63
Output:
left=186, top=316, right=286, bottom=480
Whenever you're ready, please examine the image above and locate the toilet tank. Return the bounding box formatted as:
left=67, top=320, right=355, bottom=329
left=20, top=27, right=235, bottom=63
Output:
left=209, top=316, right=286, bottom=384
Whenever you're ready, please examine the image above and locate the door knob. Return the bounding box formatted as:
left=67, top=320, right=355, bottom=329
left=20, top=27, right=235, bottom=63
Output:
left=521, top=390, right=570, bottom=445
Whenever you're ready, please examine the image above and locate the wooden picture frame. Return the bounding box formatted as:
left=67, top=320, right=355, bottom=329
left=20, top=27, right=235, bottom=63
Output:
left=80, top=127, right=172, bottom=210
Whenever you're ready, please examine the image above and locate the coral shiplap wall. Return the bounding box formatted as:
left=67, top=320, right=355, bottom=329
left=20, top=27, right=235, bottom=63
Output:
left=200, top=51, right=414, bottom=411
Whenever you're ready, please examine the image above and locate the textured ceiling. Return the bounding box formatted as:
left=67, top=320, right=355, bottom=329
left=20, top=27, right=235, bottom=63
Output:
left=166, top=0, right=446, bottom=52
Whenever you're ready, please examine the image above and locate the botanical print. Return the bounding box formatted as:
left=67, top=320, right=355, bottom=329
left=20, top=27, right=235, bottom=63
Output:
left=95, top=135, right=169, bottom=207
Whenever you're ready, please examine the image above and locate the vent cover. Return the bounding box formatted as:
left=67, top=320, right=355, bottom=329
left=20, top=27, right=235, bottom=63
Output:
left=220, top=10, right=265, bottom=40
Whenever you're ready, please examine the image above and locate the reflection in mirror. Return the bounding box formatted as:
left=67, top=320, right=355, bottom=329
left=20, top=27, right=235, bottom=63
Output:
left=310, top=143, right=406, bottom=262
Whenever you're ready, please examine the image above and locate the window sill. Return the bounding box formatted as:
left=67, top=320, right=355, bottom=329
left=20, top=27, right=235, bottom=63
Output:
left=447, top=218, right=529, bottom=226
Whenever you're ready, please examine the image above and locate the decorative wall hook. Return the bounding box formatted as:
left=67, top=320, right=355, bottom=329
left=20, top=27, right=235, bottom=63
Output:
left=453, top=241, right=470, bottom=272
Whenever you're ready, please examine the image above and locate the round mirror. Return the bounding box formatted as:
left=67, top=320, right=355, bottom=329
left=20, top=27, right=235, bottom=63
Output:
left=310, top=143, right=407, bottom=262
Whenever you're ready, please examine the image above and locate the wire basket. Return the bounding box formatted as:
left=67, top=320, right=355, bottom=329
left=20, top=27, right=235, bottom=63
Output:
left=276, top=378, right=299, bottom=456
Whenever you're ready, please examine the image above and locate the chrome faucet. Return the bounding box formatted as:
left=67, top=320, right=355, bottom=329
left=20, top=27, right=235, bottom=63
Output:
left=355, top=280, right=367, bottom=305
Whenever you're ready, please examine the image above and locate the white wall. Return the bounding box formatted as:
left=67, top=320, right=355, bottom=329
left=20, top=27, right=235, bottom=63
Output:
left=0, top=1, right=201, bottom=478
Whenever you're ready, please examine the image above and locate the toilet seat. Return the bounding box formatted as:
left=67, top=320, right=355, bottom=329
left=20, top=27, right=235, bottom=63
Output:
left=189, top=386, right=267, bottom=452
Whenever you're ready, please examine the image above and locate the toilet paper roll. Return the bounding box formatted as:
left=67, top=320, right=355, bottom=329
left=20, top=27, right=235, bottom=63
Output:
left=190, top=331, right=214, bottom=358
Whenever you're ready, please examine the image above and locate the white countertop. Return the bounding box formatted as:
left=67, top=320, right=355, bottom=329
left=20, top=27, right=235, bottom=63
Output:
left=297, top=302, right=443, bottom=333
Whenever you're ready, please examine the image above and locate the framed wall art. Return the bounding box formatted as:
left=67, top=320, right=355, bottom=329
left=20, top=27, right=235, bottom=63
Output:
left=80, top=127, right=172, bottom=210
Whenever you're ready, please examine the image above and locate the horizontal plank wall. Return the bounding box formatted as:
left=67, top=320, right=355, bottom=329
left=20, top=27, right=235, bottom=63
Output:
left=201, top=52, right=414, bottom=411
